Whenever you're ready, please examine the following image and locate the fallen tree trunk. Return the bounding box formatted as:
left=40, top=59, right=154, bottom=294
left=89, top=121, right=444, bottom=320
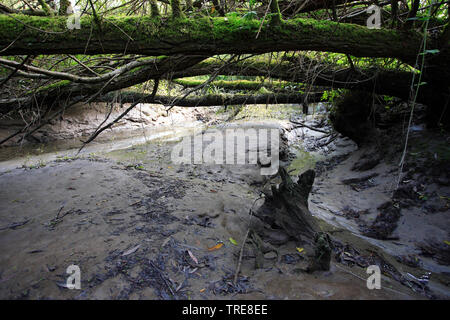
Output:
left=1, top=56, right=421, bottom=110
left=172, top=78, right=294, bottom=91
left=96, top=91, right=322, bottom=106
left=0, top=14, right=425, bottom=65
left=174, top=58, right=422, bottom=102
left=254, top=168, right=332, bottom=272
left=173, top=58, right=449, bottom=127
left=0, top=55, right=208, bottom=113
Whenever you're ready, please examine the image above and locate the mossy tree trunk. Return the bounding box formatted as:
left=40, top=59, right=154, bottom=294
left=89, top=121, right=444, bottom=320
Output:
left=0, top=14, right=429, bottom=66
left=0, top=54, right=440, bottom=117
left=270, top=0, right=282, bottom=24
left=0, top=55, right=208, bottom=113
left=96, top=91, right=320, bottom=106
left=170, top=0, right=184, bottom=18
left=150, top=0, right=160, bottom=17
left=171, top=58, right=430, bottom=104
left=58, top=0, right=71, bottom=16
left=185, top=0, right=193, bottom=12
left=38, top=0, right=53, bottom=16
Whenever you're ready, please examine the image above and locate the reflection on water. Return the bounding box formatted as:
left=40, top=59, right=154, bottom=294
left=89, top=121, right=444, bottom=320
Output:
left=0, top=122, right=205, bottom=172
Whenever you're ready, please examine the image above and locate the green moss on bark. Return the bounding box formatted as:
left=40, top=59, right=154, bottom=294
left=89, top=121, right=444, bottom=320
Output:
left=38, top=0, right=54, bottom=16
left=59, top=0, right=71, bottom=16
left=270, top=0, right=282, bottom=25
left=185, top=0, right=193, bottom=12
left=0, top=14, right=426, bottom=65
left=150, top=0, right=160, bottom=17
left=170, top=0, right=184, bottom=18
left=173, top=78, right=296, bottom=91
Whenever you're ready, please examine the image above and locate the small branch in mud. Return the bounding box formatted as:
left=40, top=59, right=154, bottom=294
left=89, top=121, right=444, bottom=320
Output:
left=233, top=196, right=264, bottom=285
left=341, top=173, right=379, bottom=185
left=47, top=205, right=69, bottom=230
left=0, top=218, right=30, bottom=230
left=290, top=118, right=330, bottom=134
left=233, top=229, right=250, bottom=285
left=149, top=260, right=176, bottom=298
left=318, top=133, right=339, bottom=147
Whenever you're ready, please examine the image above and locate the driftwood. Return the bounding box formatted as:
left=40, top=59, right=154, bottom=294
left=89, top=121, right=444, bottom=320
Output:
left=254, top=167, right=332, bottom=272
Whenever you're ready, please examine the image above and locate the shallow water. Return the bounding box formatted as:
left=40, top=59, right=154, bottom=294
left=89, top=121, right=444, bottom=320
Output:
left=0, top=122, right=204, bottom=173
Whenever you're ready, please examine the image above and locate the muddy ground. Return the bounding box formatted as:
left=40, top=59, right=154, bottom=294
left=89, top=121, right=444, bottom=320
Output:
left=0, top=104, right=449, bottom=300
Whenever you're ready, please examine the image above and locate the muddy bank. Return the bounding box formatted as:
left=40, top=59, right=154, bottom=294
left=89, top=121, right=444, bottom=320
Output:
left=0, top=101, right=215, bottom=148
left=0, top=152, right=417, bottom=300
left=286, top=110, right=450, bottom=297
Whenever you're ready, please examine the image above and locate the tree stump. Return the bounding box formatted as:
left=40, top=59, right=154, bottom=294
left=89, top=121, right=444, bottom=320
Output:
left=254, top=167, right=332, bottom=272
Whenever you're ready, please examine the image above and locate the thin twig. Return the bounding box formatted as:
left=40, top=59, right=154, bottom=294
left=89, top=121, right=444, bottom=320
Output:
left=233, top=229, right=250, bottom=285
left=78, top=78, right=160, bottom=152
left=233, top=196, right=265, bottom=285
left=290, top=118, right=330, bottom=134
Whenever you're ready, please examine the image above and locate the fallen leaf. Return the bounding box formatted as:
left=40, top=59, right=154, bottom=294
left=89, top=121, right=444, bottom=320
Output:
left=200, top=288, right=206, bottom=293
left=229, top=237, right=238, bottom=245
left=189, top=268, right=198, bottom=274
left=444, top=240, right=450, bottom=246
left=210, top=189, right=218, bottom=193
left=161, top=237, right=171, bottom=247
left=187, top=250, right=198, bottom=264
left=208, top=243, right=224, bottom=251
left=296, top=247, right=304, bottom=253
left=122, top=244, right=140, bottom=256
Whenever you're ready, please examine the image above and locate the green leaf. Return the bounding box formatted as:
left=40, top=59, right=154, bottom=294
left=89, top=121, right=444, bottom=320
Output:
left=419, top=49, right=440, bottom=55
left=425, top=49, right=440, bottom=54
left=242, top=11, right=257, bottom=20
left=229, top=237, right=238, bottom=245
left=407, top=16, right=430, bottom=21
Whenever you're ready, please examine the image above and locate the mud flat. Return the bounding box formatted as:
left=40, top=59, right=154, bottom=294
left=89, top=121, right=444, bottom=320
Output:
left=0, top=149, right=417, bottom=300
left=0, top=105, right=449, bottom=300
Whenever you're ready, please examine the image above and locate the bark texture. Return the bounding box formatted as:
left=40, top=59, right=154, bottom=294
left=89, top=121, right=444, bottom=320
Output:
left=96, top=91, right=322, bottom=106
left=254, top=168, right=332, bottom=271
left=0, top=14, right=426, bottom=65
